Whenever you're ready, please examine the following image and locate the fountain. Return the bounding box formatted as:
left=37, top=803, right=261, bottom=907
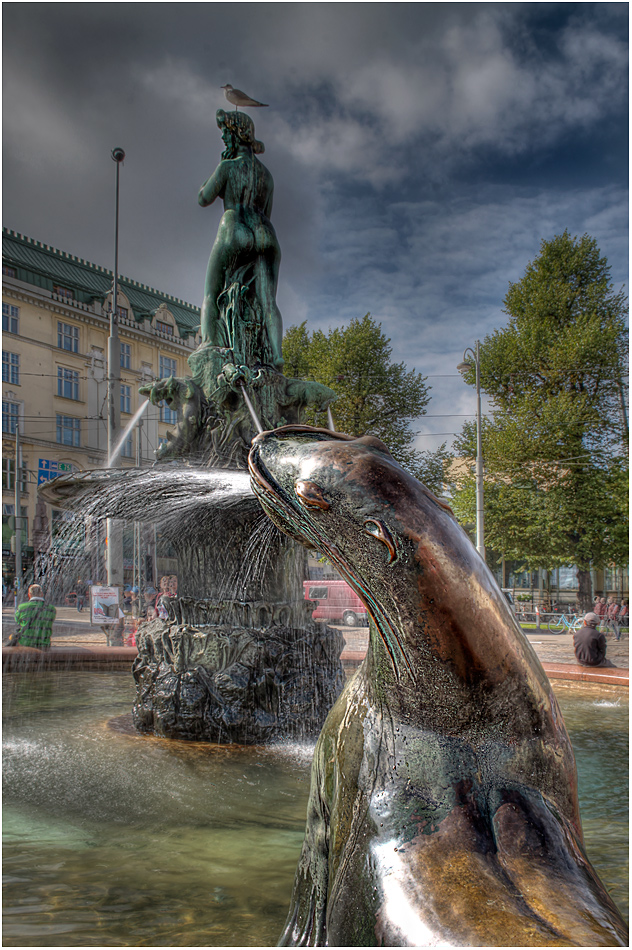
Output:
left=13, top=100, right=627, bottom=946
left=37, top=106, right=345, bottom=744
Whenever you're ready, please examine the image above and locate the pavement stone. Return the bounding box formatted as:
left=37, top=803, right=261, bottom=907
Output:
left=333, top=625, right=629, bottom=670
left=3, top=612, right=628, bottom=671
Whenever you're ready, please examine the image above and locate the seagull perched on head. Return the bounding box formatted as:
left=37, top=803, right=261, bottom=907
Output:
left=221, top=84, right=269, bottom=109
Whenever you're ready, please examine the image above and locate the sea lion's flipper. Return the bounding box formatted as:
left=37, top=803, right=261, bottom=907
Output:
left=278, top=744, right=330, bottom=946
left=491, top=789, right=629, bottom=946
left=277, top=865, right=324, bottom=947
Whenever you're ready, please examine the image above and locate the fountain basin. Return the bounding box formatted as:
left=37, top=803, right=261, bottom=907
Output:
left=3, top=672, right=628, bottom=946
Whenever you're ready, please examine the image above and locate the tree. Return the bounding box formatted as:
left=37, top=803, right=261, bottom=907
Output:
left=282, top=314, right=448, bottom=492
left=449, top=232, right=628, bottom=609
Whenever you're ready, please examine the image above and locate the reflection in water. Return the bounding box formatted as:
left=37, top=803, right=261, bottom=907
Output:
left=3, top=674, right=628, bottom=946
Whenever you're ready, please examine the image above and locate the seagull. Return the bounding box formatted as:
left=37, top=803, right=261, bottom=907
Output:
left=221, top=84, right=269, bottom=109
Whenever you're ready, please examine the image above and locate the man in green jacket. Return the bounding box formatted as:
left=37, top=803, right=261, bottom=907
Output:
left=7, top=584, right=56, bottom=648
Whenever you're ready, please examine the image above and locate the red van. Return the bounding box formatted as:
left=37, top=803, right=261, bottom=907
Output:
left=304, top=579, right=368, bottom=626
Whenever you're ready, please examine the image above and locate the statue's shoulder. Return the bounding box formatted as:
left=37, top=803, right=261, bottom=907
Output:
left=254, top=155, right=273, bottom=178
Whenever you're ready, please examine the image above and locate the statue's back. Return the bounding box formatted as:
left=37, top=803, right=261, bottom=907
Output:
left=223, top=155, right=273, bottom=218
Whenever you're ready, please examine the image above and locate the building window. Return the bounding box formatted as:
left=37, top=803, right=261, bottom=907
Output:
left=121, top=384, right=131, bottom=414
left=2, top=401, right=19, bottom=434
left=551, top=567, right=579, bottom=591
left=156, top=320, right=173, bottom=336
left=57, top=367, right=80, bottom=400
left=120, top=343, right=131, bottom=369
left=159, top=356, right=177, bottom=378
left=2, top=303, right=19, bottom=334
left=58, top=322, right=79, bottom=353
left=2, top=458, right=27, bottom=492
left=3, top=266, right=16, bottom=278
left=117, top=306, right=128, bottom=320
left=2, top=351, right=20, bottom=385
left=56, top=414, right=81, bottom=447
left=121, top=434, right=133, bottom=458
left=53, top=285, right=74, bottom=300
left=160, top=402, right=178, bottom=425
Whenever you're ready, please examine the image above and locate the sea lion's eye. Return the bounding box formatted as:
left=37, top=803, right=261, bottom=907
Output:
left=295, top=480, right=330, bottom=511
left=363, top=519, right=397, bottom=563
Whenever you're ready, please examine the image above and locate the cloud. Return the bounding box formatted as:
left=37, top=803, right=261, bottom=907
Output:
left=2, top=1, right=627, bottom=456
left=294, top=180, right=628, bottom=450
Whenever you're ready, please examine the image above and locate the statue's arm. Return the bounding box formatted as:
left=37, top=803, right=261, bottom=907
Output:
left=198, top=163, right=227, bottom=207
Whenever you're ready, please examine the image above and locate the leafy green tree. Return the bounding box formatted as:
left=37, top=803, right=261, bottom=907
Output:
left=449, top=232, right=628, bottom=609
left=282, top=314, right=448, bottom=491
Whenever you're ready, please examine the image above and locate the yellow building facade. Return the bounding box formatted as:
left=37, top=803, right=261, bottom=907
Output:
left=2, top=228, right=201, bottom=583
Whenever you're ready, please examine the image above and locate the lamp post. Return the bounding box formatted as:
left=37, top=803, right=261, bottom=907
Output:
left=14, top=422, right=22, bottom=604
left=106, top=147, right=125, bottom=587
left=457, top=341, right=485, bottom=559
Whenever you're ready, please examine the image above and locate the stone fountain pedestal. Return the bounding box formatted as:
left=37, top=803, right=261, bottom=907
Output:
left=131, top=501, right=345, bottom=743
left=132, top=601, right=344, bottom=743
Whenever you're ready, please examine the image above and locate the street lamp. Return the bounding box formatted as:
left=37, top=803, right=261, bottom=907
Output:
left=106, top=147, right=125, bottom=587
left=107, top=146, right=125, bottom=467
left=457, top=341, right=485, bottom=559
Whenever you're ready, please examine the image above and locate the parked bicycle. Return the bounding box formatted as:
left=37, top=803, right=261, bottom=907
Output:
left=547, top=613, right=583, bottom=633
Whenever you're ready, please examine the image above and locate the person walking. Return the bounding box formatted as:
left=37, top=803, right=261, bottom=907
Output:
left=75, top=577, right=87, bottom=612
left=594, top=596, right=607, bottom=631
left=619, top=598, right=628, bottom=633
left=6, top=584, right=56, bottom=648
left=605, top=597, right=621, bottom=641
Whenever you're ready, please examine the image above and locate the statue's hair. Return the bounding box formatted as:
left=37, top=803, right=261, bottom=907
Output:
left=216, top=109, right=265, bottom=155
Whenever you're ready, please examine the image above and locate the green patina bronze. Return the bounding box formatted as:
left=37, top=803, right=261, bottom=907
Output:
left=141, top=109, right=335, bottom=468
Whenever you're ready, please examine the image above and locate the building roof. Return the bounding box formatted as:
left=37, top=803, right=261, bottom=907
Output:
left=2, top=228, right=200, bottom=338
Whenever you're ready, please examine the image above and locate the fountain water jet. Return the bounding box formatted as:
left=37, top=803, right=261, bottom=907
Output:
left=107, top=399, right=149, bottom=467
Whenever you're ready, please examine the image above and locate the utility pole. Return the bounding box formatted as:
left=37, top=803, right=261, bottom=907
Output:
left=457, top=341, right=485, bottom=559
left=14, top=423, right=22, bottom=604
left=106, top=147, right=125, bottom=588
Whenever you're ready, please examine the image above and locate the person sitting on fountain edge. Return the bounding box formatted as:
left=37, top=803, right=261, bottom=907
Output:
left=7, top=584, right=56, bottom=649
left=573, top=612, right=616, bottom=668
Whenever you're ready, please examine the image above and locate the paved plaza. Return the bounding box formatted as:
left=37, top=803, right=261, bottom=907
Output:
left=2, top=608, right=628, bottom=670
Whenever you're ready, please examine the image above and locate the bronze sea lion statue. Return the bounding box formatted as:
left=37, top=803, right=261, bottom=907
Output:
left=248, top=425, right=628, bottom=947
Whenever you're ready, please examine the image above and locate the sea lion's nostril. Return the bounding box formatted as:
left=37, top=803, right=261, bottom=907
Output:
left=295, top=480, right=330, bottom=511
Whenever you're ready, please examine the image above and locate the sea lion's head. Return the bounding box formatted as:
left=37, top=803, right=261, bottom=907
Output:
left=248, top=424, right=452, bottom=565
left=248, top=424, right=496, bottom=684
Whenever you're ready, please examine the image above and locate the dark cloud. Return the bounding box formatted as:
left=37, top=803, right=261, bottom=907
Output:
left=3, top=3, right=628, bottom=449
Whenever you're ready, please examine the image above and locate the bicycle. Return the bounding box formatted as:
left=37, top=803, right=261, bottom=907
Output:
left=548, top=613, right=583, bottom=633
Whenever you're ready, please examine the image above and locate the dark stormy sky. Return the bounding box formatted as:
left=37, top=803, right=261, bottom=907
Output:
left=3, top=3, right=629, bottom=449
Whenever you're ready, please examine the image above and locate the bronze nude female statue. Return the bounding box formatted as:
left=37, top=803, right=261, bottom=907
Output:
left=198, top=109, right=284, bottom=369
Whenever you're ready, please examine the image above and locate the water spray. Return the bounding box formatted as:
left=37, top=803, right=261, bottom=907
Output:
left=327, top=406, right=336, bottom=432
left=108, top=400, right=149, bottom=467
left=239, top=382, right=263, bottom=434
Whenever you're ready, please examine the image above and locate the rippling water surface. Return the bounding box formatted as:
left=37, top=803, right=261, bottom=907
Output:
left=2, top=673, right=628, bottom=946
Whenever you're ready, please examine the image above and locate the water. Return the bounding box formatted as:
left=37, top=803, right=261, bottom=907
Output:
left=108, top=401, right=149, bottom=467
left=3, top=675, right=628, bottom=946
left=239, top=381, right=263, bottom=434
left=30, top=467, right=262, bottom=602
